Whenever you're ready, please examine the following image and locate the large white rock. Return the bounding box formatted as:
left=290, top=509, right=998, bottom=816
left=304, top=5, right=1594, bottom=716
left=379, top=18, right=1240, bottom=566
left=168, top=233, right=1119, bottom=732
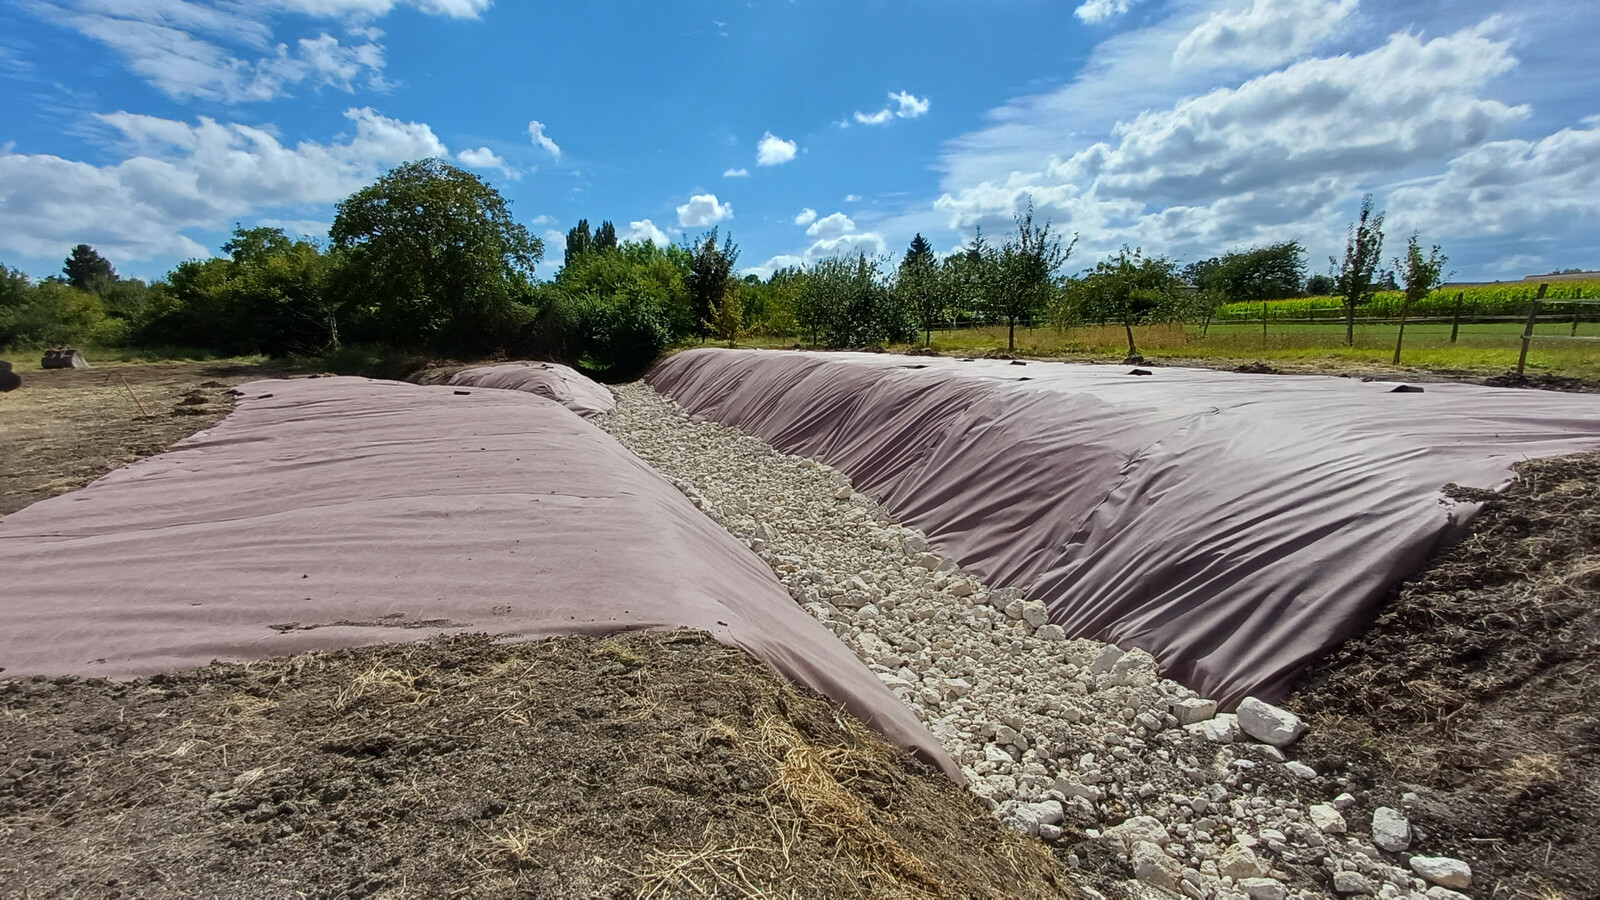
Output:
left=1409, top=856, right=1471, bottom=890
left=1238, top=877, right=1288, bottom=900
left=1218, top=844, right=1268, bottom=879
left=1309, top=804, right=1347, bottom=834
left=1236, top=696, right=1308, bottom=747
left=1103, top=815, right=1172, bottom=851
left=1332, top=871, right=1374, bottom=894
left=1186, top=713, right=1241, bottom=744
left=1131, top=841, right=1181, bottom=892
left=1171, top=697, right=1218, bottom=726
left=1371, top=807, right=1411, bottom=852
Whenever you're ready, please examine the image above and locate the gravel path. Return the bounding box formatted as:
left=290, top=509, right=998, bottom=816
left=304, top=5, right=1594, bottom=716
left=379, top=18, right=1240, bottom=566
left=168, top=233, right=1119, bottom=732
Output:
left=600, top=381, right=1477, bottom=900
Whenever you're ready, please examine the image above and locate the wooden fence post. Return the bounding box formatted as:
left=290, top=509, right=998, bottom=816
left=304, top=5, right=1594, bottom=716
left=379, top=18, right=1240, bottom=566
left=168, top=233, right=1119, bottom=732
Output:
left=1261, top=301, right=1268, bottom=347
left=1516, top=282, right=1549, bottom=377
left=1449, top=291, right=1464, bottom=343
left=1392, top=293, right=1412, bottom=365
left=1574, top=288, right=1585, bottom=338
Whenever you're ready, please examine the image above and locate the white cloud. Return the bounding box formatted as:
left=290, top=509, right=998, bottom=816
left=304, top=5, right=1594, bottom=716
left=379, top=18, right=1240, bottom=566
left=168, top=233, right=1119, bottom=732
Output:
left=1075, top=0, right=1150, bottom=25
left=930, top=22, right=1532, bottom=266
left=527, top=120, right=561, bottom=158
left=15, top=0, right=487, bottom=104
left=1172, top=0, right=1357, bottom=72
left=455, top=145, right=518, bottom=180
left=793, top=207, right=817, bottom=226
left=756, top=131, right=797, bottom=166
left=676, top=193, right=733, bottom=228
left=805, top=231, right=887, bottom=264
left=743, top=254, right=804, bottom=279
left=843, top=194, right=862, bottom=203
left=722, top=167, right=749, bottom=178
left=853, top=90, right=931, bottom=126
left=0, top=106, right=449, bottom=262
left=623, top=218, right=674, bottom=247
left=805, top=212, right=855, bottom=239
left=256, top=217, right=330, bottom=237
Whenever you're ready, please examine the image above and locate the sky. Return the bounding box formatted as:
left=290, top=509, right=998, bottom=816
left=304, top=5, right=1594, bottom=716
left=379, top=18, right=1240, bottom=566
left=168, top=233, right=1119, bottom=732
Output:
left=1, top=0, right=1596, bottom=284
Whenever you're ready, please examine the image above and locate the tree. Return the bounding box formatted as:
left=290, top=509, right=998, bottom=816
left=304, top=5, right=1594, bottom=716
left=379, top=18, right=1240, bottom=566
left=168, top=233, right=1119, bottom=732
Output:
left=1071, top=247, right=1182, bottom=359
left=1331, top=194, right=1385, bottom=347
left=686, top=229, right=738, bottom=341
left=1197, top=242, right=1305, bottom=302
left=1305, top=273, right=1335, bottom=295
left=593, top=220, right=618, bottom=253
left=897, top=233, right=943, bottom=346
left=709, top=283, right=743, bottom=347
left=62, top=245, right=115, bottom=291
left=565, top=220, right=593, bottom=267
left=330, top=158, right=543, bottom=355
left=549, top=237, right=691, bottom=378
left=1392, top=232, right=1447, bottom=364
left=990, top=203, right=1076, bottom=351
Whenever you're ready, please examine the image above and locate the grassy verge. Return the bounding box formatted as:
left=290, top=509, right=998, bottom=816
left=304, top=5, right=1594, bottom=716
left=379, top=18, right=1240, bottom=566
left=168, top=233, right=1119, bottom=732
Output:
left=735, top=320, right=1600, bottom=380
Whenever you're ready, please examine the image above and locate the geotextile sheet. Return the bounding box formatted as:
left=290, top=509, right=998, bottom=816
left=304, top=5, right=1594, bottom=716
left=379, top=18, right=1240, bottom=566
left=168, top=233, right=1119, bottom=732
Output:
left=648, top=349, right=1600, bottom=705
left=0, top=376, right=955, bottom=777
left=448, top=361, right=616, bottom=419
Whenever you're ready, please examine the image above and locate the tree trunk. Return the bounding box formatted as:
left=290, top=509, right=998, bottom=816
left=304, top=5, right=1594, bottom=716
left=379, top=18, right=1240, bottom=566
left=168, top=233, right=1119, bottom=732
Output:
left=1345, top=300, right=1355, bottom=347
left=1124, top=320, right=1137, bottom=358
left=1008, top=317, right=1016, bottom=352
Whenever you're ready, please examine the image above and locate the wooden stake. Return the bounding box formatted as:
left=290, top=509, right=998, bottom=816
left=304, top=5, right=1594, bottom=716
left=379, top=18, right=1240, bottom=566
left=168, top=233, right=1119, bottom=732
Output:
left=1516, top=283, right=1549, bottom=377
left=119, top=375, right=149, bottom=416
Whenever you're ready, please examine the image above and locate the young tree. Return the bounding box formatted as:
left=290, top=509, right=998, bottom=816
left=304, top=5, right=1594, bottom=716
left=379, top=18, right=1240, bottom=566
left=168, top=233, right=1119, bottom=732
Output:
left=1072, top=247, right=1182, bottom=359
left=686, top=229, right=738, bottom=341
left=1392, top=232, right=1447, bottom=364
left=62, top=244, right=116, bottom=291
left=709, top=283, right=743, bottom=348
left=990, top=203, right=1076, bottom=351
left=896, top=233, right=943, bottom=346
left=330, top=158, right=543, bottom=355
left=1331, top=194, right=1385, bottom=346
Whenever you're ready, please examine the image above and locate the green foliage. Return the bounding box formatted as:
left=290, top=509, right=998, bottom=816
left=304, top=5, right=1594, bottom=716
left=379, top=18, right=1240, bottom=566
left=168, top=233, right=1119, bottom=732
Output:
left=549, top=239, right=692, bottom=379
left=709, top=284, right=743, bottom=347
left=738, top=268, right=803, bottom=337
left=62, top=244, right=115, bottom=291
left=988, top=205, right=1076, bottom=351
left=139, top=227, right=334, bottom=355
left=1333, top=194, right=1386, bottom=345
left=686, top=229, right=738, bottom=340
left=1214, top=279, right=1600, bottom=322
left=331, top=158, right=543, bottom=356
left=565, top=219, right=593, bottom=266
left=1188, top=241, right=1305, bottom=302
left=0, top=275, right=119, bottom=349
left=1396, top=233, right=1448, bottom=307
left=795, top=254, right=910, bottom=348
left=1064, top=247, right=1183, bottom=357
left=897, top=234, right=943, bottom=345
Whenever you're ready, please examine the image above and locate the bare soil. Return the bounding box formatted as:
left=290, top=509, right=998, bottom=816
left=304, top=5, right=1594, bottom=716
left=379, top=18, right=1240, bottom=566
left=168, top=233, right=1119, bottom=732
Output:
left=1291, top=451, right=1600, bottom=899
left=0, top=630, right=1073, bottom=899
left=0, top=361, right=273, bottom=517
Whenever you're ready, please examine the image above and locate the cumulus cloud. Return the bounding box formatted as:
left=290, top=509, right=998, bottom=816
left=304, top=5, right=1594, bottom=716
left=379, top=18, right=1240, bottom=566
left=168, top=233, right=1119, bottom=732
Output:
left=931, top=22, right=1532, bottom=264
left=853, top=90, right=930, bottom=125
left=0, top=106, right=449, bottom=262
left=15, top=0, right=488, bottom=103
left=1075, top=0, right=1150, bottom=24
left=793, top=207, right=817, bottom=226
left=676, top=193, right=732, bottom=228
left=623, top=218, right=674, bottom=247
left=805, top=212, right=856, bottom=239
left=756, top=131, right=797, bottom=166
left=805, top=231, right=887, bottom=264
left=743, top=253, right=804, bottom=279
left=527, top=120, right=561, bottom=158
left=723, top=167, right=749, bottom=177
left=455, top=146, right=518, bottom=180
left=1172, top=0, right=1357, bottom=72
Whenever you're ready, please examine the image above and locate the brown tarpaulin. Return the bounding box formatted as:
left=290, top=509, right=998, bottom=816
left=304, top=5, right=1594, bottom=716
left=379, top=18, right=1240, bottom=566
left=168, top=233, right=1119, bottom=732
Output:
left=0, top=376, right=955, bottom=778
left=448, top=362, right=616, bottom=418
left=649, top=349, right=1600, bottom=705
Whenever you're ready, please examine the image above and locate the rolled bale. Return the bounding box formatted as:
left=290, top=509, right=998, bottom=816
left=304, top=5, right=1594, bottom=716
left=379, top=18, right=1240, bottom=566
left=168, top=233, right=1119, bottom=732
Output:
left=41, top=348, right=89, bottom=369
left=0, top=360, right=19, bottom=392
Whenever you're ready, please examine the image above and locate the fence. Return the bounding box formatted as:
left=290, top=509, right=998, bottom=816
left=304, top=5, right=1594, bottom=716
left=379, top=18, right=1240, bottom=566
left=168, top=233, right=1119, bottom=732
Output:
left=1517, top=283, right=1600, bottom=375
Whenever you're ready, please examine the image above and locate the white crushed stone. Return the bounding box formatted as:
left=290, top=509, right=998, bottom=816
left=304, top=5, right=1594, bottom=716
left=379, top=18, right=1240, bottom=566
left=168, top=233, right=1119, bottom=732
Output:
left=599, top=382, right=1467, bottom=900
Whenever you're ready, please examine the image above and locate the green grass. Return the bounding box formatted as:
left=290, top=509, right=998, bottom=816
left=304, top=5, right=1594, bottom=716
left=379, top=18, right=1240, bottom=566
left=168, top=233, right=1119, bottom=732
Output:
left=733, top=319, right=1600, bottom=380
left=0, top=345, right=269, bottom=373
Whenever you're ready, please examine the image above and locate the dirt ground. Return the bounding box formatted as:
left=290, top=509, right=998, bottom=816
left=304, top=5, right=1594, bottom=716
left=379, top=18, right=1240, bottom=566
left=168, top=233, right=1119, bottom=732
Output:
left=0, top=361, right=273, bottom=517
left=1290, top=451, right=1600, bottom=899
left=0, top=630, right=1074, bottom=900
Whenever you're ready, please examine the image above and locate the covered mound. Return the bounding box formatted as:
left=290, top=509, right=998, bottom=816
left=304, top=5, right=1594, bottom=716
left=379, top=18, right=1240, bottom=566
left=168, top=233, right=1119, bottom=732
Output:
left=448, top=361, right=616, bottom=418
left=0, top=375, right=952, bottom=776
left=648, top=349, right=1600, bottom=704
left=0, top=631, right=1072, bottom=899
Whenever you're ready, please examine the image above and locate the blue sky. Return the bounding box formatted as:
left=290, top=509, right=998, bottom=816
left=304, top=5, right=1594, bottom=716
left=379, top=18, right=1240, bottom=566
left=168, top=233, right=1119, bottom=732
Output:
left=1, top=0, right=1596, bottom=283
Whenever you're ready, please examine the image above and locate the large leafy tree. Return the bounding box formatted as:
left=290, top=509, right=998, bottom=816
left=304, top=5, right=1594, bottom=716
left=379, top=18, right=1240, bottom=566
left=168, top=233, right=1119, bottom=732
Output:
left=565, top=219, right=593, bottom=266
left=990, top=203, right=1075, bottom=351
left=62, top=244, right=116, bottom=291
left=1190, top=241, right=1305, bottom=302
left=331, top=159, right=542, bottom=354
left=1071, top=247, right=1182, bottom=359
left=686, top=229, right=738, bottom=340
left=897, top=233, right=943, bottom=346
left=1331, top=194, right=1385, bottom=346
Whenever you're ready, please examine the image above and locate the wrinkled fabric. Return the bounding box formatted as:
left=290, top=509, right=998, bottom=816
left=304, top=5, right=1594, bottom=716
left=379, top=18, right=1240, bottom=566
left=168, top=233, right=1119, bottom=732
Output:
left=649, top=349, right=1600, bottom=704
left=449, top=361, right=616, bottom=418
left=0, top=376, right=956, bottom=778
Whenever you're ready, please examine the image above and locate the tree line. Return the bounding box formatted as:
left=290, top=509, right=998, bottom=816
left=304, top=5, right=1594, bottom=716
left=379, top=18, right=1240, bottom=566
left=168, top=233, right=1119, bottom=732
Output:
left=2, top=157, right=1442, bottom=374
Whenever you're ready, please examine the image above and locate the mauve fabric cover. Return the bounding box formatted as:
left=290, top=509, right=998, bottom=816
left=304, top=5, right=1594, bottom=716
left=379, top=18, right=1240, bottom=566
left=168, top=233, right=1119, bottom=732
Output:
left=449, top=361, right=617, bottom=418
left=0, top=376, right=956, bottom=778
left=648, top=349, right=1600, bottom=705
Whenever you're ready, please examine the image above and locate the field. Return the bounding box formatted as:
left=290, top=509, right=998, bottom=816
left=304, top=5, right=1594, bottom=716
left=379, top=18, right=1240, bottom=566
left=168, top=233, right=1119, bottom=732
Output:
left=739, top=320, right=1600, bottom=381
